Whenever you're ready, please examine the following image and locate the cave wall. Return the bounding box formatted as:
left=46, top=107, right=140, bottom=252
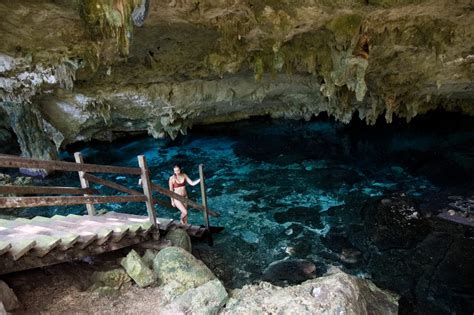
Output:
left=0, top=0, right=473, bottom=158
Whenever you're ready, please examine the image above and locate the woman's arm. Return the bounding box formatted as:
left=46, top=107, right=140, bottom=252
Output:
left=185, top=174, right=200, bottom=186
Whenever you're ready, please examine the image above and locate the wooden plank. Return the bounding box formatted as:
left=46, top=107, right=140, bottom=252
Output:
left=101, top=212, right=157, bottom=236
left=0, top=185, right=97, bottom=195
left=0, top=233, right=154, bottom=275
left=83, top=173, right=142, bottom=195
left=138, top=155, right=157, bottom=226
left=0, top=241, right=11, bottom=255
left=0, top=195, right=147, bottom=208
left=109, top=214, right=175, bottom=230
left=199, top=164, right=210, bottom=230
left=30, top=217, right=81, bottom=249
left=0, top=220, right=80, bottom=251
left=74, top=152, right=96, bottom=216
left=0, top=155, right=141, bottom=175
left=5, top=238, right=36, bottom=260
left=49, top=216, right=113, bottom=247
left=151, top=183, right=220, bottom=217
left=58, top=215, right=129, bottom=243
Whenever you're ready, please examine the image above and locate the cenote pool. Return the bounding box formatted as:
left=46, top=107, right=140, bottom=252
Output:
left=15, top=112, right=474, bottom=314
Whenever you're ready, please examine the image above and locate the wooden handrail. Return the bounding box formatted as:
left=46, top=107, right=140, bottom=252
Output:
left=0, top=185, right=97, bottom=195
left=84, top=173, right=176, bottom=211
left=0, top=155, right=141, bottom=175
left=84, top=173, right=142, bottom=195
left=151, top=183, right=220, bottom=217
left=0, top=195, right=147, bottom=208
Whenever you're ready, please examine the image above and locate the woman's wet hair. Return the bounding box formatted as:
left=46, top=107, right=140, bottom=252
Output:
left=173, top=164, right=182, bottom=170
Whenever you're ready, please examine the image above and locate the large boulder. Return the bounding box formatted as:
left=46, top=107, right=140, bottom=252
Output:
left=121, top=249, right=156, bottom=288
left=0, top=280, right=21, bottom=312
left=222, top=271, right=398, bottom=315
left=153, top=247, right=216, bottom=293
left=160, top=279, right=228, bottom=315
left=163, top=229, right=192, bottom=252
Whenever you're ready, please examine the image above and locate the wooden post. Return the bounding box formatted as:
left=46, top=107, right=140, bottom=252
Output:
left=74, top=152, right=96, bottom=216
left=138, top=155, right=157, bottom=227
left=199, top=164, right=210, bottom=231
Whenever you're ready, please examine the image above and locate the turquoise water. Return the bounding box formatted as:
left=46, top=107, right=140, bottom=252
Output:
left=12, top=113, right=474, bottom=314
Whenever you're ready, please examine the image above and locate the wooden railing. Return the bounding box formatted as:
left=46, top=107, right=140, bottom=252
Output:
left=0, top=153, right=219, bottom=229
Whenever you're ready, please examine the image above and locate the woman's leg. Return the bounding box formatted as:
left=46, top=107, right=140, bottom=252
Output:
left=174, top=200, right=188, bottom=224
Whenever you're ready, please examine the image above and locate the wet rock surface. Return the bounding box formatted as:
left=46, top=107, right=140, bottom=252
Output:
left=262, top=259, right=317, bottom=285
left=334, top=194, right=474, bottom=314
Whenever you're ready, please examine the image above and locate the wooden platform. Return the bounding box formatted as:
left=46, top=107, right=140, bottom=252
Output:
left=0, top=212, right=207, bottom=275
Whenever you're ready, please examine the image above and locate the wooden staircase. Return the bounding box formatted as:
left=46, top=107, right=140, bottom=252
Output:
left=0, top=212, right=207, bottom=275
left=0, top=153, right=217, bottom=275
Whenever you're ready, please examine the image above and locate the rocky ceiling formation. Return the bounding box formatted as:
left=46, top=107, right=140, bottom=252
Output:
left=0, top=0, right=473, bottom=168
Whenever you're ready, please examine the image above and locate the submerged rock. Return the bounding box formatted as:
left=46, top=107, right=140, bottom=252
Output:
left=163, top=229, right=192, bottom=252
left=223, top=271, right=399, bottom=315
left=120, top=249, right=155, bottom=288
left=153, top=247, right=216, bottom=294
left=262, top=259, right=317, bottom=285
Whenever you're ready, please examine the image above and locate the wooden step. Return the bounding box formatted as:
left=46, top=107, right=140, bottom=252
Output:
left=1, top=221, right=67, bottom=256
left=103, top=211, right=173, bottom=230
left=101, top=212, right=155, bottom=237
left=54, top=215, right=127, bottom=243
left=4, top=238, right=36, bottom=260
left=49, top=216, right=109, bottom=247
left=0, top=241, right=11, bottom=255
left=51, top=215, right=115, bottom=242
left=29, top=217, right=80, bottom=249
left=1, top=217, right=79, bottom=250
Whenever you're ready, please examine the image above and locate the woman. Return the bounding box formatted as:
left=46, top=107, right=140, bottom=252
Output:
left=169, top=164, right=200, bottom=225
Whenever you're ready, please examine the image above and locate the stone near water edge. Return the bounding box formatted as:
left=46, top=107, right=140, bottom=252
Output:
left=163, top=229, right=192, bottom=252
left=121, top=249, right=156, bottom=288
left=0, top=280, right=21, bottom=312
left=160, top=279, right=228, bottom=315
left=222, top=271, right=399, bottom=315
left=262, top=259, right=317, bottom=285
left=153, top=247, right=216, bottom=294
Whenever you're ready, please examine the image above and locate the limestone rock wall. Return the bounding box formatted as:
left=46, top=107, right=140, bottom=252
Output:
left=0, top=0, right=472, bottom=158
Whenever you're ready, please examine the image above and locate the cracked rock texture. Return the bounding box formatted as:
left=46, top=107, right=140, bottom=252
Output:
left=0, top=0, right=473, bottom=159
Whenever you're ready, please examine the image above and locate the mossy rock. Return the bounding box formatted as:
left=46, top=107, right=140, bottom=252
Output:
left=121, top=249, right=156, bottom=288
left=153, top=247, right=216, bottom=294
left=163, top=228, right=192, bottom=252
left=90, top=268, right=131, bottom=290
left=142, top=249, right=158, bottom=268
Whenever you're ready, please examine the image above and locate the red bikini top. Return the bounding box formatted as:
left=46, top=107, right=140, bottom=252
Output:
left=172, top=175, right=186, bottom=188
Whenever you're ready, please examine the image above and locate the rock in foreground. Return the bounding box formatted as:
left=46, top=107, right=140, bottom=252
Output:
left=160, top=279, right=228, bottom=315
left=222, top=271, right=398, bottom=315
left=153, top=247, right=216, bottom=293
left=121, top=249, right=156, bottom=288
